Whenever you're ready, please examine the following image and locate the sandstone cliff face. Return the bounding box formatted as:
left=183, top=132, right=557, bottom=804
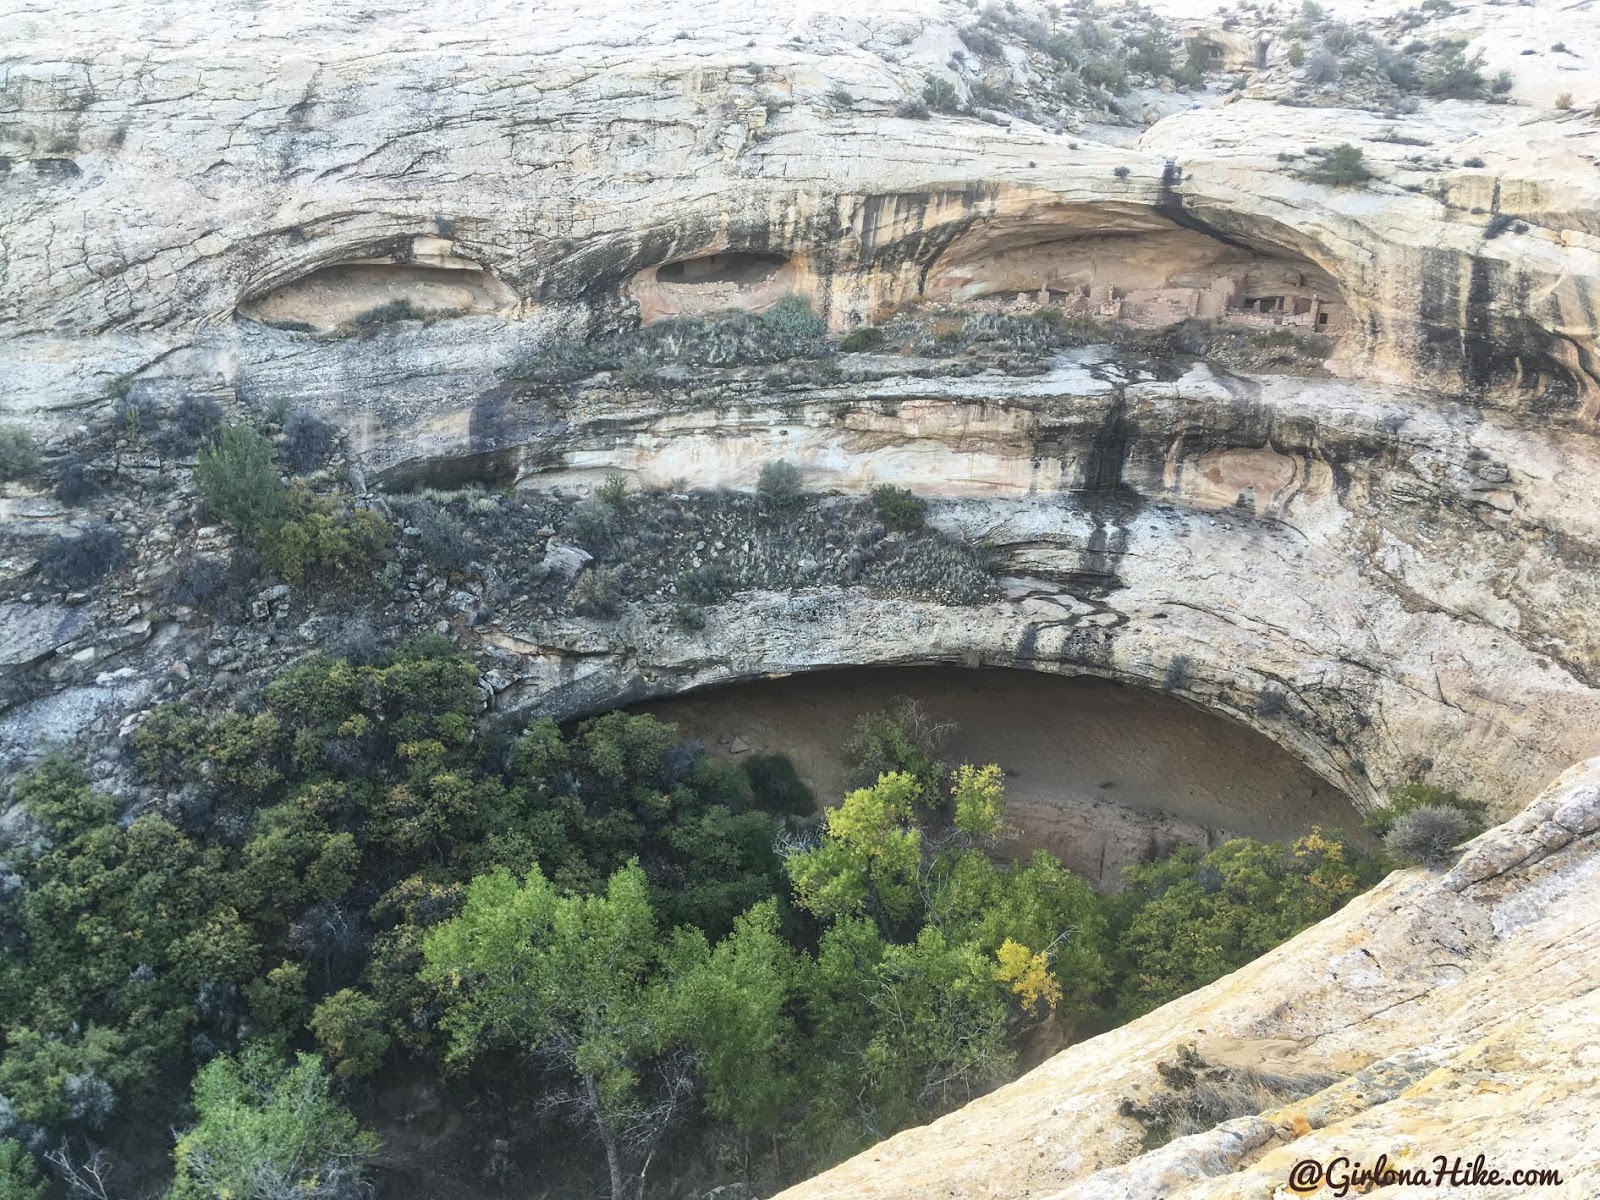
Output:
left=3, top=1, right=1600, bottom=1193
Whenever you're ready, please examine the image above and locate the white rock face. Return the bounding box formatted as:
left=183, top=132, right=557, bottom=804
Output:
left=3, top=2, right=1600, bottom=1192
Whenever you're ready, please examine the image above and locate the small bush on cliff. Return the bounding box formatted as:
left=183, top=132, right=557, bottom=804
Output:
left=1363, top=782, right=1486, bottom=838
left=0, top=426, right=40, bottom=482
left=1424, top=46, right=1486, bottom=98
left=871, top=484, right=927, bottom=532
left=840, top=326, right=884, bottom=352
left=196, top=424, right=287, bottom=533
left=1304, top=44, right=1340, bottom=84
left=595, top=472, right=629, bottom=508
left=395, top=496, right=477, bottom=572
left=757, top=459, right=806, bottom=509
left=161, top=553, right=226, bottom=610
left=256, top=496, right=390, bottom=588
left=762, top=295, right=827, bottom=338
left=1119, top=1044, right=1339, bottom=1151
left=569, top=565, right=623, bottom=616
left=922, top=75, right=961, bottom=113
left=53, top=457, right=100, bottom=505
left=149, top=395, right=223, bottom=461
left=1304, top=143, right=1371, bottom=186
left=281, top=410, right=339, bottom=474
left=38, top=522, right=126, bottom=590
left=1383, top=805, right=1476, bottom=867
left=352, top=298, right=430, bottom=327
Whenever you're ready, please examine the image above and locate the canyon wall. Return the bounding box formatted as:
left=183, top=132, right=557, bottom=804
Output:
left=3, top=1, right=1600, bottom=1193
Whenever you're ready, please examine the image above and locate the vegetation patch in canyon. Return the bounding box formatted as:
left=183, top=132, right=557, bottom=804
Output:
left=0, top=647, right=1398, bottom=1199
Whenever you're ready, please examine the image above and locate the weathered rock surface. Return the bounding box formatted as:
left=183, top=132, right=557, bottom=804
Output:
left=3, top=1, right=1600, bottom=1193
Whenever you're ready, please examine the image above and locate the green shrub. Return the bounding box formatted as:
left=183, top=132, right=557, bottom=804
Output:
left=678, top=563, right=735, bottom=605
left=0, top=426, right=40, bottom=482
left=762, top=295, right=827, bottom=338
left=256, top=498, right=390, bottom=588
left=1490, top=70, right=1513, bottom=95
left=1287, top=41, right=1305, bottom=67
left=195, top=424, right=287, bottom=533
left=757, top=459, right=806, bottom=509
left=570, top=565, right=623, bottom=616
left=841, top=326, right=884, bottom=352
left=1424, top=46, right=1486, bottom=98
left=1306, top=143, right=1371, bottom=186
left=595, top=473, right=629, bottom=508
left=1113, top=165, right=1131, bottom=179
left=352, top=298, right=429, bottom=327
left=564, top=495, right=623, bottom=548
left=922, top=75, right=961, bottom=113
left=896, top=97, right=930, bottom=119
left=1363, top=783, right=1486, bottom=838
left=970, top=79, right=1015, bottom=109
left=871, top=484, right=927, bottom=532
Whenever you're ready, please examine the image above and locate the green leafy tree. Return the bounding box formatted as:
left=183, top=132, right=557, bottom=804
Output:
left=170, top=1044, right=379, bottom=1200
left=422, top=861, right=684, bottom=1200
left=926, top=849, right=1109, bottom=1030
left=799, top=919, right=1011, bottom=1153
left=1107, top=830, right=1384, bottom=1016
left=949, top=763, right=1004, bottom=840
left=787, top=772, right=924, bottom=927
left=0, top=1142, right=45, bottom=1200
left=309, top=989, right=393, bottom=1079
left=665, top=901, right=800, bottom=1132
left=841, top=699, right=947, bottom=795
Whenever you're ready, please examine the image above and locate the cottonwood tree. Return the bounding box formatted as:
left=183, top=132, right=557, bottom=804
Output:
left=422, top=861, right=695, bottom=1200
left=169, top=1045, right=377, bottom=1200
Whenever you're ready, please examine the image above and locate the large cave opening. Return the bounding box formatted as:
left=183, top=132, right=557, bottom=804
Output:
left=921, top=214, right=1352, bottom=338
left=629, top=250, right=800, bottom=323
left=238, top=261, right=517, bottom=333
left=630, top=665, right=1364, bottom=892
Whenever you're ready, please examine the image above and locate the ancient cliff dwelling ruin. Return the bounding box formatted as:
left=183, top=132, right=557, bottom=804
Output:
left=2, top=0, right=1598, bottom=1198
